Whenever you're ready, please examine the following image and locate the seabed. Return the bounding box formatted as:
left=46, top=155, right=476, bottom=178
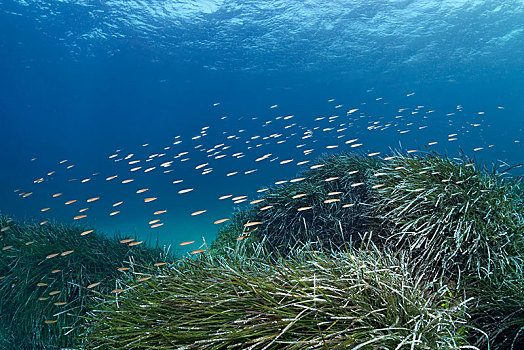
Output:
left=1, top=152, right=523, bottom=349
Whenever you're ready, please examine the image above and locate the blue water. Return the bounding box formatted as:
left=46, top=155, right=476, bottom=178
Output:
left=1, top=0, right=523, bottom=249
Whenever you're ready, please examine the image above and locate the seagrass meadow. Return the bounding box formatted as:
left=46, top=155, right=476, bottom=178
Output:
left=0, top=216, right=169, bottom=349
left=2, top=152, right=522, bottom=349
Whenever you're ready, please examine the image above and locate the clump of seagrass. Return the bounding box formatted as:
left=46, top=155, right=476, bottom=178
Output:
left=209, top=207, right=255, bottom=256
left=368, top=152, right=524, bottom=349
left=82, top=240, right=472, bottom=349
left=209, top=151, right=524, bottom=349
left=0, top=214, right=167, bottom=349
left=466, top=258, right=524, bottom=350
left=372, top=151, right=524, bottom=282
left=210, top=153, right=384, bottom=257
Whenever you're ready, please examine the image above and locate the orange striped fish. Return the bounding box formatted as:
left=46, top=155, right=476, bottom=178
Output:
left=244, top=221, right=262, bottom=227
left=87, top=282, right=101, bottom=289
left=297, top=206, right=312, bottom=211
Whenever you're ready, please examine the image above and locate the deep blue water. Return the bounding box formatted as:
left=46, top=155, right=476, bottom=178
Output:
left=1, top=0, right=523, bottom=249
